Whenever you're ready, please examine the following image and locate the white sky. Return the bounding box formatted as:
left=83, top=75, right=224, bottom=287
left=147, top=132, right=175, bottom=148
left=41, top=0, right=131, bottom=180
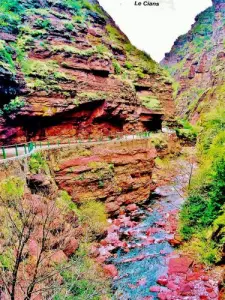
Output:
left=98, top=0, right=212, bottom=62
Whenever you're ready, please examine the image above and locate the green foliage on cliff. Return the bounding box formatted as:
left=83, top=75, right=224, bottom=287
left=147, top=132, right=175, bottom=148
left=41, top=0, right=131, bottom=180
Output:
left=139, top=95, right=161, bottom=110
left=3, top=97, right=26, bottom=114
left=180, top=105, right=225, bottom=264
left=29, top=153, right=49, bottom=174
left=175, top=119, right=197, bottom=143
left=0, top=176, right=25, bottom=202
left=0, top=0, right=23, bottom=32
left=79, top=200, right=108, bottom=237
left=112, top=60, right=122, bottom=74
left=0, top=40, right=15, bottom=72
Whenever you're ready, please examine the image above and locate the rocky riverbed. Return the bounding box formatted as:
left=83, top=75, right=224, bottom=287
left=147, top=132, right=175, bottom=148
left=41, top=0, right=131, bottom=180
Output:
left=93, top=163, right=221, bottom=299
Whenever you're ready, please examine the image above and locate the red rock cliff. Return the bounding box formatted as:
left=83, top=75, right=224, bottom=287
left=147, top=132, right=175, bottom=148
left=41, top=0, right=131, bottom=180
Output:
left=0, top=0, right=174, bottom=145
left=161, top=0, right=225, bottom=122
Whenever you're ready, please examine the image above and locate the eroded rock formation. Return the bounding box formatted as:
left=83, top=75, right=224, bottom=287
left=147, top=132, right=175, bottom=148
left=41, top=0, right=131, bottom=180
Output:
left=161, top=0, right=225, bottom=121
left=0, top=0, right=174, bottom=145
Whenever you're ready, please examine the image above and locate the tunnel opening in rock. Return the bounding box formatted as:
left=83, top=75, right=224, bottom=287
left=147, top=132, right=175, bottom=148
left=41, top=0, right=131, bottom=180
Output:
left=142, top=114, right=163, bottom=132
left=92, top=70, right=109, bottom=77
left=135, top=85, right=151, bottom=92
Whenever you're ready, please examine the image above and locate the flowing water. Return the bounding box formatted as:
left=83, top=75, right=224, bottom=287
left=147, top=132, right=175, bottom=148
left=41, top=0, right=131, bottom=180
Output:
left=109, top=175, right=187, bottom=300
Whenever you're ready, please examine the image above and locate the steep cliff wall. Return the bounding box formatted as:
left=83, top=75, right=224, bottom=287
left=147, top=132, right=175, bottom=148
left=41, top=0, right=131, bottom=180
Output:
left=0, top=133, right=180, bottom=215
left=0, top=0, right=174, bottom=145
left=161, top=0, right=225, bottom=122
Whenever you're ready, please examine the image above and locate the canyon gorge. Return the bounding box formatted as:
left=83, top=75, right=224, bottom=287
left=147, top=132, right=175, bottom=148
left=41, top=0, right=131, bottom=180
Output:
left=0, top=0, right=225, bottom=299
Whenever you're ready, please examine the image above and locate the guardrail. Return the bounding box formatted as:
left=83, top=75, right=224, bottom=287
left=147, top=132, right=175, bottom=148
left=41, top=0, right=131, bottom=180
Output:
left=1, top=131, right=152, bottom=160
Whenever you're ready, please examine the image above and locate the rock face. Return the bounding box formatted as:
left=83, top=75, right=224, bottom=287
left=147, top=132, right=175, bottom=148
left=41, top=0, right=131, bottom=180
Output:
left=161, top=0, right=225, bottom=121
left=0, top=0, right=174, bottom=145
left=44, top=133, right=179, bottom=215
left=0, top=133, right=180, bottom=216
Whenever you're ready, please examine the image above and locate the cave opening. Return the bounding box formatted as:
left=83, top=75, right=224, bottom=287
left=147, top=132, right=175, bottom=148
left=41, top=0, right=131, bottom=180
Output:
left=17, top=100, right=125, bottom=140
left=142, top=114, right=163, bottom=132
left=93, top=115, right=124, bottom=135
left=92, top=70, right=109, bottom=77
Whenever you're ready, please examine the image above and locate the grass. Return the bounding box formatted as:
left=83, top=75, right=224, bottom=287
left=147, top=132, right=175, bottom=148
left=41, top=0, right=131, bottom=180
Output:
left=34, top=18, right=51, bottom=29
left=22, top=59, right=58, bottom=78
left=139, top=95, right=161, bottom=110
left=112, top=60, right=121, bottom=74
left=76, top=91, right=108, bottom=102
left=0, top=40, right=15, bottom=72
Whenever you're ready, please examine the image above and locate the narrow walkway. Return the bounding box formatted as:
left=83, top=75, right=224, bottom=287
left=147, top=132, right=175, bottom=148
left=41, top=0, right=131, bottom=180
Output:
left=0, top=133, right=151, bottom=163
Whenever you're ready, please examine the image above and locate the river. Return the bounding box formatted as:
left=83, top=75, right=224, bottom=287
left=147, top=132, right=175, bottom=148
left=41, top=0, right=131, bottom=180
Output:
left=98, top=160, right=220, bottom=299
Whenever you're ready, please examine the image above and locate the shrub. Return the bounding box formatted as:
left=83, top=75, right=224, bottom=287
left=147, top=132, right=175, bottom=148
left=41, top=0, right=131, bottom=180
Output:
left=56, top=190, right=79, bottom=215
left=182, top=234, right=220, bottom=264
left=0, top=40, right=15, bottom=71
left=34, top=18, right=51, bottom=29
left=0, top=0, right=23, bottom=32
left=180, top=157, right=225, bottom=240
left=112, top=60, right=121, bottom=74
left=64, top=21, right=74, bottom=31
left=55, top=253, right=111, bottom=299
left=0, top=176, right=25, bottom=202
left=79, top=200, right=108, bottom=237
left=72, top=15, right=85, bottom=23
left=29, top=152, right=48, bottom=174
left=175, top=119, right=197, bottom=143
left=62, top=0, right=82, bottom=12
left=96, top=44, right=108, bottom=55
left=124, top=61, right=133, bottom=69
left=106, top=24, right=123, bottom=43
left=3, top=97, right=26, bottom=114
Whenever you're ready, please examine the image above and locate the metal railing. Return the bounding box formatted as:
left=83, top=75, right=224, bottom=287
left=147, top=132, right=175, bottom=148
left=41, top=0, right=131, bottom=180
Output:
left=0, top=131, right=152, bottom=160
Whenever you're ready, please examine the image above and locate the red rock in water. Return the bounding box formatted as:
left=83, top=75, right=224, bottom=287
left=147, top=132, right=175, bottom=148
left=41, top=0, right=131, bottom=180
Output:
left=167, top=281, right=179, bottom=291
left=206, top=287, right=214, bottom=293
left=155, top=221, right=166, bottom=227
left=157, top=276, right=168, bottom=286
left=100, top=239, right=108, bottom=246
left=168, top=238, right=182, bottom=247
left=168, top=257, right=193, bottom=274
left=149, top=286, right=161, bottom=292
left=186, top=271, right=204, bottom=281
left=146, top=227, right=161, bottom=236
left=209, top=292, right=217, bottom=298
left=103, top=264, right=118, bottom=278
left=126, top=204, right=138, bottom=212
left=63, top=238, right=79, bottom=257
left=128, top=283, right=137, bottom=289
left=113, top=219, right=122, bottom=226
left=121, top=254, right=148, bottom=263
left=180, top=283, right=193, bottom=296
left=202, top=275, right=209, bottom=281
left=144, top=238, right=155, bottom=245
left=158, top=292, right=172, bottom=300
left=137, top=278, right=147, bottom=286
